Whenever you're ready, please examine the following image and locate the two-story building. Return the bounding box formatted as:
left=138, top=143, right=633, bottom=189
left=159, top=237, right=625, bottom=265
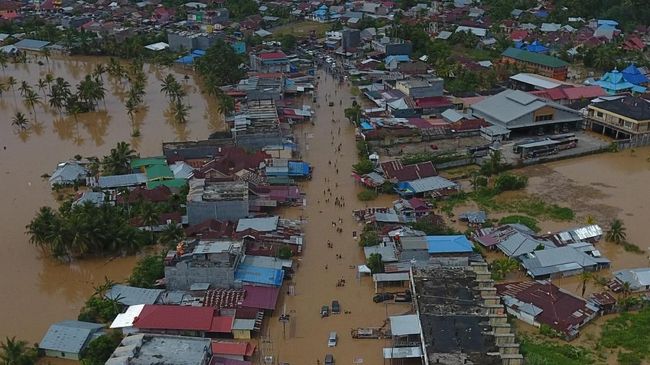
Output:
left=501, top=47, right=569, bottom=81
left=586, top=96, right=650, bottom=145
left=471, top=89, right=582, bottom=135
left=249, top=51, right=290, bottom=73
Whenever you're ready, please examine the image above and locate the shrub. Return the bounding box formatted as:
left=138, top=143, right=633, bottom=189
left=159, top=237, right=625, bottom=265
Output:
left=618, top=352, right=642, bottom=365
left=359, top=229, right=381, bottom=247
left=494, top=173, right=528, bottom=192
left=128, top=254, right=164, bottom=289
left=352, top=159, right=375, bottom=175
left=366, top=253, right=384, bottom=274
left=539, top=324, right=562, bottom=339
left=357, top=189, right=378, bottom=201
left=278, top=245, right=293, bottom=259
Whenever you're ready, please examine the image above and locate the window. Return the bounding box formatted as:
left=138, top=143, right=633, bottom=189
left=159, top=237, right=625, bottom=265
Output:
left=535, top=114, right=554, bottom=122
left=597, top=112, right=603, bottom=118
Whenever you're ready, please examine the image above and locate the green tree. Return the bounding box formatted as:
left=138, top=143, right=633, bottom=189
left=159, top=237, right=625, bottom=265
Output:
left=579, top=271, right=592, bottom=297
left=279, top=34, right=297, bottom=52
left=173, top=100, right=190, bottom=124
left=158, top=223, right=185, bottom=246
left=491, top=258, right=519, bottom=280
left=23, top=90, right=41, bottom=119
left=128, top=254, right=164, bottom=288
left=606, top=219, right=627, bottom=245
left=344, top=105, right=362, bottom=124
left=494, top=173, right=528, bottom=192
left=278, top=245, right=293, bottom=259
left=0, top=337, right=38, bottom=365
left=359, top=229, right=381, bottom=247
left=367, top=253, right=384, bottom=274
left=195, top=40, right=245, bottom=95
left=357, top=189, right=378, bottom=201
left=101, top=141, right=138, bottom=175
left=11, top=112, right=29, bottom=131
left=80, top=331, right=122, bottom=365
left=352, top=159, right=374, bottom=175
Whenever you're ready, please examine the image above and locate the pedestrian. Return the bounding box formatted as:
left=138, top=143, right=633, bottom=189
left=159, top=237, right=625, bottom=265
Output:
left=325, top=265, right=328, bottom=270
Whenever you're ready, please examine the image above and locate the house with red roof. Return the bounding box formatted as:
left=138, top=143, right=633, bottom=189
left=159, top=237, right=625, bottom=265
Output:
left=186, top=219, right=235, bottom=239
left=211, top=341, right=255, bottom=362
left=529, top=85, right=606, bottom=106
left=116, top=185, right=172, bottom=204
left=495, top=280, right=599, bottom=340
left=510, top=29, right=529, bottom=42
left=132, top=305, right=235, bottom=337
left=249, top=51, right=290, bottom=73
left=622, top=35, right=646, bottom=52
left=0, top=0, right=20, bottom=20
left=380, top=160, right=437, bottom=182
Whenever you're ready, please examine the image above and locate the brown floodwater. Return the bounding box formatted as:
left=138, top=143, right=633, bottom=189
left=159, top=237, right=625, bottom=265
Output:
left=266, top=70, right=408, bottom=365
left=0, top=54, right=221, bottom=343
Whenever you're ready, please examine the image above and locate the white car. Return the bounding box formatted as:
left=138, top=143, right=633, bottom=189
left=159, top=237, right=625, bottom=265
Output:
left=327, top=331, right=337, bottom=347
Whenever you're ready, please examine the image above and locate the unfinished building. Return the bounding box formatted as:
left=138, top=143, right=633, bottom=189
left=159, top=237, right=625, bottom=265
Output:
left=187, top=179, right=250, bottom=225
left=412, top=263, right=523, bottom=365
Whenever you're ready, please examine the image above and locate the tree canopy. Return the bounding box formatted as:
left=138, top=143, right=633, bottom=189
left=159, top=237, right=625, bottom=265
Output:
left=195, top=40, right=245, bottom=95
left=128, top=254, right=165, bottom=288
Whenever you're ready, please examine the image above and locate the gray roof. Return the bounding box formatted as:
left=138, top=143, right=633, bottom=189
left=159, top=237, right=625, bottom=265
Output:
left=13, top=39, right=50, bottom=51
left=373, top=272, right=410, bottom=282
left=106, top=334, right=210, bottom=365
left=364, top=243, right=398, bottom=262
left=383, top=346, right=423, bottom=359
left=374, top=211, right=400, bottom=223
left=614, top=268, right=650, bottom=290
left=497, top=232, right=553, bottom=257
left=471, top=89, right=580, bottom=127
left=73, top=191, right=106, bottom=207
left=520, top=244, right=610, bottom=278
left=406, top=176, right=457, bottom=194
left=105, top=285, right=164, bottom=306
left=49, top=161, right=87, bottom=184
left=242, top=254, right=292, bottom=270
left=98, top=173, right=147, bottom=188
left=40, top=320, right=104, bottom=354
left=236, top=216, right=279, bottom=232
left=389, top=315, right=422, bottom=336
left=400, top=236, right=428, bottom=250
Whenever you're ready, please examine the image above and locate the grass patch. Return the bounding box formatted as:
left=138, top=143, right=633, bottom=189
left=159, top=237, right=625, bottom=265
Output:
left=599, top=307, right=650, bottom=362
left=271, top=21, right=331, bottom=38
left=499, top=215, right=540, bottom=232
left=623, top=241, right=643, bottom=253
left=438, top=192, right=470, bottom=216
left=474, top=194, right=575, bottom=221
left=357, top=189, right=378, bottom=201
left=520, top=337, right=594, bottom=365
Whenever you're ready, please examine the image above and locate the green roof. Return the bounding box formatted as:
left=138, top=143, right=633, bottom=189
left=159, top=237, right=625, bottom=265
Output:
left=502, top=47, right=569, bottom=68
left=147, top=179, right=187, bottom=189
left=131, top=157, right=167, bottom=169
left=145, top=164, right=174, bottom=180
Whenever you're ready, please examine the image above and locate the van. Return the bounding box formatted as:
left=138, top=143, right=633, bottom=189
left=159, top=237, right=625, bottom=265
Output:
left=327, top=331, right=337, bottom=347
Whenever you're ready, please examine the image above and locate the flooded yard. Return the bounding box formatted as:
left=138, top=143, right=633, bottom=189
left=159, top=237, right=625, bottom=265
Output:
left=0, top=54, right=221, bottom=342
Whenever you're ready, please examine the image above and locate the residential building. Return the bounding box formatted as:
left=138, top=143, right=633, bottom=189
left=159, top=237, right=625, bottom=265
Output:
left=105, top=284, right=164, bottom=306
left=529, top=85, right=606, bottom=106
left=96, top=173, right=148, bottom=189
left=395, top=77, right=444, bottom=99
left=471, top=89, right=583, bottom=135
left=49, top=161, right=87, bottom=187
left=342, top=29, right=360, bottom=51
left=612, top=268, right=650, bottom=292
left=187, top=179, right=249, bottom=225
left=380, top=160, right=436, bottom=182
left=501, top=47, right=569, bottom=81
left=399, top=235, right=474, bottom=266
left=39, top=321, right=104, bottom=360
left=519, top=242, right=610, bottom=279
left=496, top=280, right=599, bottom=340
left=412, top=265, right=523, bottom=364
left=106, top=334, right=211, bottom=365
left=249, top=51, right=290, bottom=73
left=230, top=98, right=283, bottom=150
left=586, top=96, right=650, bottom=144
left=372, top=38, right=412, bottom=56
left=164, top=239, right=243, bottom=290
left=474, top=224, right=554, bottom=256
left=168, top=31, right=221, bottom=52
left=394, top=176, right=458, bottom=198
left=593, top=69, right=646, bottom=95
left=0, top=0, right=20, bottom=20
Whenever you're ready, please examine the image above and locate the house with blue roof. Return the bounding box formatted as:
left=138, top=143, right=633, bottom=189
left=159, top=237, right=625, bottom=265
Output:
left=385, top=55, right=410, bottom=71
left=621, top=64, right=648, bottom=86
left=593, top=69, right=647, bottom=95
left=235, top=264, right=284, bottom=287
left=312, top=5, right=329, bottom=22
left=40, top=321, right=105, bottom=360
left=525, top=40, right=548, bottom=54
left=399, top=234, right=475, bottom=267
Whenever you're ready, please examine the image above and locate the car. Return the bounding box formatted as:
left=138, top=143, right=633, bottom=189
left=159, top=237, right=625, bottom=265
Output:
left=373, top=293, right=394, bottom=303
left=327, top=331, right=337, bottom=347
left=331, top=300, right=340, bottom=314
left=320, top=305, right=330, bottom=318
left=324, top=354, right=334, bottom=365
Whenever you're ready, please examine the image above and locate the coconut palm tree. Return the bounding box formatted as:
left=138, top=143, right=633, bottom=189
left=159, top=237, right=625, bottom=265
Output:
left=93, top=63, right=107, bottom=82
left=217, top=93, right=235, bottom=116
left=23, top=90, right=41, bottom=120
left=18, top=80, right=31, bottom=97
left=0, top=336, right=38, bottom=365
left=0, top=52, right=7, bottom=74
left=44, top=72, right=55, bottom=94
left=11, top=112, right=29, bottom=130
left=7, top=76, right=17, bottom=101
left=138, top=202, right=160, bottom=244
left=173, top=100, right=190, bottom=124
left=0, top=82, right=5, bottom=98
left=36, top=78, right=48, bottom=99
left=605, top=219, right=627, bottom=245
left=42, top=47, right=51, bottom=66
left=159, top=222, right=185, bottom=246
left=579, top=271, right=592, bottom=297
left=160, top=73, right=177, bottom=101
left=102, top=141, right=137, bottom=175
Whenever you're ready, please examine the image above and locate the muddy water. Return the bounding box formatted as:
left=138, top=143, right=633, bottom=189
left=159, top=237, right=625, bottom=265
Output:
left=266, top=70, right=410, bottom=365
left=0, top=55, right=221, bottom=342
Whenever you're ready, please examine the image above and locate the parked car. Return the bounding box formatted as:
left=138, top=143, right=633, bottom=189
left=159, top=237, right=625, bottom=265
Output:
left=325, top=354, right=334, bottom=365
left=331, top=300, right=340, bottom=314
left=373, top=293, right=394, bottom=303
left=320, top=305, right=330, bottom=318
left=327, top=331, right=337, bottom=347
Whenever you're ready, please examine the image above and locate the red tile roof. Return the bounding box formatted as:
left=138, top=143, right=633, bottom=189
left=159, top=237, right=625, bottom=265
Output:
left=510, top=30, right=529, bottom=41
left=530, top=86, right=605, bottom=101
left=414, top=96, right=453, bottom=108
left=257, top=51, right=287, bottom=60
left=380, top=160, right=437, bottom=182
left=241, top=285, right=280, bottom=310
left=211, top=342, right=249, bottom=356
left=495, top=281, right=596, bottom=335
left=204, top=288, right=245, bottom=309
left=116, top=186, right=172, bottom=204
left=185, top=219, right=235, bottom=239
left=134, top=305, right=216, bottom=331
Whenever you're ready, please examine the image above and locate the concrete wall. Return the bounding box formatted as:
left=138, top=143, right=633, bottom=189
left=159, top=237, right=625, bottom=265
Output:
left=164, top=260, right=236, bottom=290
left=187, top=200, right=249, bottom=225
left=44, top=350, right=80, bottom=361
left=168, top=33, right=195, bottom=52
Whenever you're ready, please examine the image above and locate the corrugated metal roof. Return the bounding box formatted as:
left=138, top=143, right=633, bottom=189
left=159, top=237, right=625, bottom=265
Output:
left=40, top=320, right=104, bottom=354
left=105, top=285, right=163, bottom=306
left=98, top=173, right=147, bottom=188
left=236, top=216, right=279, bottom=232
left=389, top=315, right=422, bottom=336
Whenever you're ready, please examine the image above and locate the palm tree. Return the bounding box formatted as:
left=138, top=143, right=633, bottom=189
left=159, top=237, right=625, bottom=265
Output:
left=44, top=72, right=55, bottom=94
left=0, top=337, right=38, bottom=365
left=0, top=82, right=5, bottom=98
left=579, top=271, right=592, bottom=297
left=605, top=219, right=627, bottom=244
left=26, top=206, right=60, bottom=251
left=36, top=78, right=48, bottom=99
left=173, top=100, right=190, bottom=124
left=102, top=141, right=137, bottom=175
left=7, top=76, right=17, bottom=101
left=23, top=90, right=41, bottom=119
left=0, top=52, right=7, bottom=74
left=42, top=47, right=51, bottom=66
left=217, top=93, right=235, bottom=116
left=93, top=63, right=107, bottom=82
left=139, top=202, right=160, bottom=243
left=159, top=222, right=185, bottom=246
left=585, top=215, right=596, bottom=225
left=125, top=97, right=137, bottom=131
left=11, top=112, right=29, bottom=130
left=18, top=80, right=31, bottom=97
left=160, top=73, right=179, bottom=102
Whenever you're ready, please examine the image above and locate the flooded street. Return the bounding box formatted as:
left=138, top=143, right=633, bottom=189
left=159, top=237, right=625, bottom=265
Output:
left=0, top=55, right=221, bottom=342
left=266, top=70, right=407, bottom=365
